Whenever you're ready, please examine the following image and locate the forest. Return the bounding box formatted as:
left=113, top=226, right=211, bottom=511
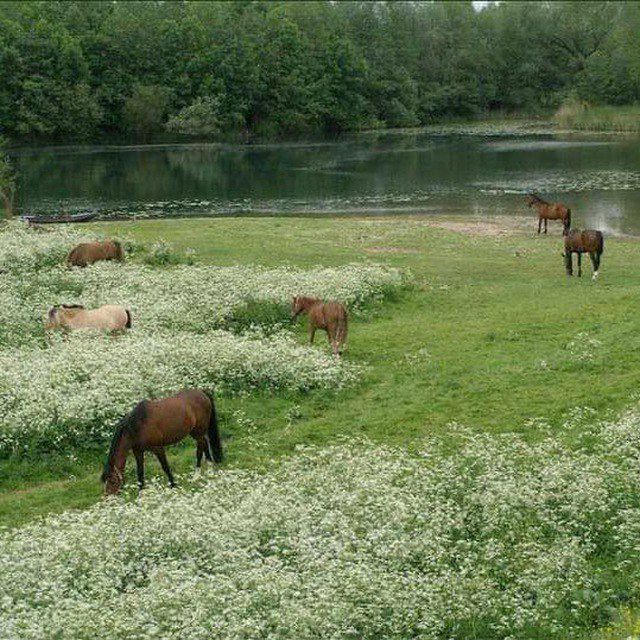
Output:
left=0, top=0, right=639, bottom=142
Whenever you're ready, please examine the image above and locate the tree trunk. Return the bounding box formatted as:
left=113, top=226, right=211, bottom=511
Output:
left=0, top=188, right=13, bottom=218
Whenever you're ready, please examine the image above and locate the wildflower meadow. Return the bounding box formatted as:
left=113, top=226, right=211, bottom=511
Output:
left=0, top=222, right=404, bottom=456
left=2, top=415, right=640, bottom=639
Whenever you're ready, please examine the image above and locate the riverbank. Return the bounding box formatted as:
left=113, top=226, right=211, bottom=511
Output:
left=554, top=104, right=640, bottom=133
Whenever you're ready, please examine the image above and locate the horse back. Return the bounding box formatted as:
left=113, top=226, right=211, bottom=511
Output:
left=324, top=301, right=347, bottom=323
left=140, top=390, right=211, bottom=446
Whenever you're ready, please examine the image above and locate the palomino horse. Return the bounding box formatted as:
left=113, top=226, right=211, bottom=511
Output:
left=67, top=240, right=124, bottom=267
left=525, top=194, right=571, bottom=235
left=101, top=389, right=223, bottom=495
left=291, top=296, right=348, bottom=356
left=45, top=304, right=131, bottom=331
left=563, top=229, right=604, bottom=280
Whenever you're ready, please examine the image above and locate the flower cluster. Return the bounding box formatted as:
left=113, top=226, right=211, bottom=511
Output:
left=0, top=223, right=405, bottom=456
left=0, top=329, right=361, bottom=457
left=0, top=219, right=93, bottom=273
left=2, top=416, right=640, bottom=639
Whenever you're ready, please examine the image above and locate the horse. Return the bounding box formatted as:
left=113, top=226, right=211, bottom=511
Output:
left=525, top=194, right=571, bottom=235
left=101, top=389, right=223, bottom=495
left=45, top=304, right=131, bottom=332
left=563, top=230, right=603, bottom=280
left=291, top=296, right=348, bottom=356
left=66, top=240, right=124, bottom=267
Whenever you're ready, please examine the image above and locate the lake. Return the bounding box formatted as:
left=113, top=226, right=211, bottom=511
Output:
left=12, top=129, right=640, bottom=235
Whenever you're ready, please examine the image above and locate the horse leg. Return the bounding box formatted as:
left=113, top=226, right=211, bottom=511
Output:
left=577, top=252, right=582, bottom=277
left=538, top=217, right=542, bottom=234
left=544, top=218, right=548, bottom=234
left=308, top=324, right=316, bottom=344
left=195, top=440, right=204, bottom=472
left=153, top=448, right=176, bottom=487
left=591, top=252, right=600, bottom=279
left=565, top=252, right=573, bottom=276
left=133, top=446, right=145, bottom=490
left=203, top=434, right=214, bottom=462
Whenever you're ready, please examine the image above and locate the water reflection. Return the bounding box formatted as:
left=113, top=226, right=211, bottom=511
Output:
left=12, top=131, right=640, bottom=234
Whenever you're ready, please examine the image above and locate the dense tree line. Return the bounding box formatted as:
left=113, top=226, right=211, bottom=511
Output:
left=0, top=1, right=638, bottom=143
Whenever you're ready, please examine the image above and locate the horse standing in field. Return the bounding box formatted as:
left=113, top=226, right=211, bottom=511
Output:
left=101, top=389, right=223, bottom=495
left=291, top=296, right=348, bottom=356
left=45, top=304, right=131, bottom=332
left=563, top=229, right=604, bottom=279
left=525, top=194, right=572, bottom=235
left=66, top=240, right=124, bottom=267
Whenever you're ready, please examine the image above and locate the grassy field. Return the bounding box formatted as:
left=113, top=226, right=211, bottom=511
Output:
left=4, top=213, right=640, bottom=638
left=2, top=213, right=640, bottom=533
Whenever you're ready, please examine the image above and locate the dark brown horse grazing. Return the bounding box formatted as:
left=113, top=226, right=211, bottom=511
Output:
left=67, top=240, right=124, bottom=267
left=291, top=296, right=348, bottom=356
left=101, top=389, right=222, bottom=495
left=563, top=229, right=604, bottom=280
left=525, top=194, right=571, bottom=235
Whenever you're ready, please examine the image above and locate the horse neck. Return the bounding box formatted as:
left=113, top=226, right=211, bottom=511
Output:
left=107, top=431, right=132, bottom=478
left=301, top=297, right=321, bottom=311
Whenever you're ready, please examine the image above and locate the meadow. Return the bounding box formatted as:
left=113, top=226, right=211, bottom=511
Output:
left=2, top=214, right=640, bottom=638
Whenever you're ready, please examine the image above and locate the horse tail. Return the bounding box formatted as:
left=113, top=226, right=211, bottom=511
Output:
left=338, top=307, right=348, bottom=345
left=204, top=391, right=223, bottom=463
left=125, top=309, right=132, bottom=328
left=101, top=402, right=145, bottom=482
left=596, top=230, right=604, bottom=255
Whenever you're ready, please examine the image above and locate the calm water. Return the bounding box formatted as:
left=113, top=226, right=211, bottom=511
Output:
left=12, top=130, right=640, bottom=234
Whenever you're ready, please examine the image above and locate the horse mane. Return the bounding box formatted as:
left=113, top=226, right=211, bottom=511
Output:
left=101, top=401, right=147, bottom=482
left=61, top=304, right=85, bottom=310
left=295, top=296, right=321, bottom=308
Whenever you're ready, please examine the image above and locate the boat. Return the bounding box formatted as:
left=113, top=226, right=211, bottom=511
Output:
left=21, top=211, right=98, bottom=224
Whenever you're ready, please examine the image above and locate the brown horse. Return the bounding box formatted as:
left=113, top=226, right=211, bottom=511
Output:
left=67, top=240, right=124, bottom=267
left=525, top=194, right=571, bottom=235
left=291, top=296, right=348, bottom=356
left=101, top=389, right=223, bottom=495
left=563, top=229, right=604, bottom=280
left=45, top=304, right=131, bottom=332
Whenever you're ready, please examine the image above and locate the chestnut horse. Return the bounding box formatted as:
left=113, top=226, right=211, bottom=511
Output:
left=67, top=240, right=124, bottom=267
left=563, top=229, right=604, bottom=280
left=291, top=296, right=348, bottom=356
left=525, top=194, right=571, bottom=235
left=101, top=389, right=222, bottom=495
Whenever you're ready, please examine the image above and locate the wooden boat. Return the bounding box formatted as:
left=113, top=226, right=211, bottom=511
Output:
left=21, top=212, right=98, bottom=224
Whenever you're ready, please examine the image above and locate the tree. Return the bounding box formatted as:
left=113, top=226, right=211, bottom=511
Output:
left=0, top=137, right=15, bottom=217
left=123, top=84, right=173, bottom=138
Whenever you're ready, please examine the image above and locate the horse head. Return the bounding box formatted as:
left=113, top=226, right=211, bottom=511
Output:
left=524, top=193, right=540, bottom=207
left=102, top=465, right=124, bottom=495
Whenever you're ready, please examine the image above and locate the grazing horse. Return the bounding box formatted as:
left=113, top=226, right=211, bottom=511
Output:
left=525, top=194, right=571, bottom=235
left=45, top=304, right=131, bottom=332
left=563, top=230, right=604, bottom=280
left=67, top=240, right=124, bottom=267
left=291, top=296, right=348, bottom=356
left=101, top=389, right=223, bottom=495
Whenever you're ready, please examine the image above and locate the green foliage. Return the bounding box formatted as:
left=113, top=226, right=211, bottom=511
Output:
left=0, top=1, right=636, bottom=142
left=165, top=96, right=222, bottom=136
left=123, top=84, right=173, bottom=137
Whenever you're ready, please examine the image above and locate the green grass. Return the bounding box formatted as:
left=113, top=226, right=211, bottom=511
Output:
left=2, top=215, right=640, bottom=540
left=555, top=101, right=640, bottom=133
